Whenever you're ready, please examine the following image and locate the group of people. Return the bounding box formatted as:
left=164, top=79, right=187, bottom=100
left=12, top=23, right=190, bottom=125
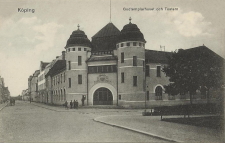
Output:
left=64, top=100, right=78, bottom=109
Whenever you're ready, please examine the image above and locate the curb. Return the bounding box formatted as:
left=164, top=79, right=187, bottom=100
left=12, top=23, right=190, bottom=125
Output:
left=0, top=103, right=8, bottom=111
left=93, top=116, right=182, bottom=143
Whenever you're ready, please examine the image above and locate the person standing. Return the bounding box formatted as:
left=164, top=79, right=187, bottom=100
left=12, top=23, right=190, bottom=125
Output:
left=65, top=101, right=68, bottom=109
left=70, top=100, right=73, bottom=109
left=73, top=100, right=76, bottom=109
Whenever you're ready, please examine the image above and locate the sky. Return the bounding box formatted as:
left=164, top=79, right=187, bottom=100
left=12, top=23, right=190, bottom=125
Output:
left=0, top=0, right=224, bottom=96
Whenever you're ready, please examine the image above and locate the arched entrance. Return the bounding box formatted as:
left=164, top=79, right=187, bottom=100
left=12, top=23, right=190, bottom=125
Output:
left=155, top=86, right=163, bottom=100
left=93, top=87, right=113, bottom=105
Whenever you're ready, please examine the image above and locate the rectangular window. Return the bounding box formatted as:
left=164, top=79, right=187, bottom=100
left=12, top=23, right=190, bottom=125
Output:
left=68, top=61, right=71, bottom=70
left=126, top=42, right=130, bottom=46
left=72, top=48, right=75, bottom=51
left=146, top=65, right=149, bottom=76
left=78, top=47, right=81, bottom=51
left=121, top=52, right=124, bottom=63
left=78, top=75, right=82, bottom=84
left=68, top=48, right=70, bottom=52
left=121, top=43, right=123, bottom=47
left=84, top=48, right=87, bottom=51
left=78, top=56, right=82, bottom=65
left=68, top=78, right=71, bottom=88
left=133, top=76, right=137, bottom=86
left=64, top=72, right=66, bottom=82
left=139, top=43, right=141, bottom=46
left=133, top=42, right=137, bottom=46
left=121, top=72, right=124, bottom=83
left=157, top=66, right=161, bottom=77
left=147, top=91, right=149, bottom=100
left=119, top=95, right=121, bottom=100
left=133, top=56, right=137, bottom=66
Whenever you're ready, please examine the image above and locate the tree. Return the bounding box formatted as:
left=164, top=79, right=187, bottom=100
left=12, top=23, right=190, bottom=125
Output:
left=163, top=46, right=224, bottom=104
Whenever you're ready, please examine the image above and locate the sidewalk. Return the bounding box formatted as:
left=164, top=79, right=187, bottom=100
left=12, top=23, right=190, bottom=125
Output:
left=29, top=101, right=224, bottom=142
left=0, top=102, right=7, bottom=111
left=94, top=115, right=224, bottom=143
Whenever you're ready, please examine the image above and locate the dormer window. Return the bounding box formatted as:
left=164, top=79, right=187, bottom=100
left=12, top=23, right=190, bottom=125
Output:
left=121, top=43, right=124, bottom=47
left=72, top=48, right=75, bottom=51
left=78, top=48, right=81, bottom=51
left=133, top=42, right=137, bottom=46
left=126, top=43, right=130, bottom=46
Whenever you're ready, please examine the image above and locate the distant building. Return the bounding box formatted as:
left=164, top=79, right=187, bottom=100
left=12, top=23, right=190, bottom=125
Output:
left=30, top=70, right=40, bottom=102
left=0, top=76, right=10, bottom=103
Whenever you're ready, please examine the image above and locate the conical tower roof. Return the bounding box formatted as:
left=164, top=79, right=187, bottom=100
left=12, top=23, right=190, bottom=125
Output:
left=118, top=18, right=146, bottom=43
left=65, top=25, right=91, bottom=48
left=92, top=23, right=120, bottom=38
left=92, top=22, right=120, bottom=51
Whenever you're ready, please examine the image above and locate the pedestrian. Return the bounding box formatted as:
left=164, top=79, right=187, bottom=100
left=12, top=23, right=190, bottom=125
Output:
left=70, top=100, right=73, bottom=109
left=73, top=100, right=76, bottom=109
left=65, top=101, right=68, bottom=109
left=75, top=100, right=78, bottom=109
left=81, top=95, right=86, bottom=106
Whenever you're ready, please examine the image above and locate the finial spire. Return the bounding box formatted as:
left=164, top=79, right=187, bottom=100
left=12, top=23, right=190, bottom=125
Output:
left=129, top=17, right=132, bottom=23
left=110, top=0, right=111, bottom=22
left=77, top=24, right=80, bottom=30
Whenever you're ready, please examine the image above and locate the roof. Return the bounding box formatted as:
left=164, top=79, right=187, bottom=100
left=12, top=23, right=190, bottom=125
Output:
left=118, top=22, right=146, bottom=43
left=45, top=60, right=66, bottom=77
left=92, top=23, right=120, bottom=38
left=87, top=55, right=117, bottom=62
left=91, top=23, right=120, bottom=52
left=145, top=50, right=172, bottom=64
left=41, top=62, right=50, bottom=71
left=65, top=29, right=91, bottom=48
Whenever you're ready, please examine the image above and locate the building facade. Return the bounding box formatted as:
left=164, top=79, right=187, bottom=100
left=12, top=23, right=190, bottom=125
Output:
left=28, top=19, right=224, bottom=108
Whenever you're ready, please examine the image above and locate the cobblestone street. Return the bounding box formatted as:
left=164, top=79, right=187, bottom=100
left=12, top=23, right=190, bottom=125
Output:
left=0, top=101, right=166, bottom=142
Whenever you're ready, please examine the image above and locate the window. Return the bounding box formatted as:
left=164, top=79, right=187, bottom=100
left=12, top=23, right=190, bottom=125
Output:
left=121, top=52, right=124, bottom=63
left=72, top=48, right=75, bottom=51
left=78, top=56, right=82, bottom=65
left=121, top=72, right=124, bottom=83
left=78, top=47, right=81, bottom=51
left=121, top=43, right=123, bottom=47
left=119, top=95, right=121, bottom=100
left=84, top=48, right=87, bottom=51
left=133, top=76, right=137, bottom=86
left=78, top=75, right=82, bottom=84
left=146, top=65, right=149, bottom=76
left=68, top=61, right=71, bottom=70
left=68, top=48, right=70, bottom=52
left=68, top=78, right=71, bottom=88
left=157, top=66, right=161, bottom=77
left=147, top=91, right=149, bottom=100
left=133, top=56, right=137, bottom=66
left=88, top=65, right=117, bottom=73
left=126, top=42, right=130, bottom=46
left=133, top=42, right=137, bottom=46
left=139, top=43, right=141, bottom=46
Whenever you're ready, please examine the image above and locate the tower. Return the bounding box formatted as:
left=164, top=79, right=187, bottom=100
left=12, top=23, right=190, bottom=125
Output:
left=64, top=25, right=92, bottom=104
left=117, top=18, right=146, bottom=105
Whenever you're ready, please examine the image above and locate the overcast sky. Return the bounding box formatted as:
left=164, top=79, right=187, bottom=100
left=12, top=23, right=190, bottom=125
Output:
left=0, top=0, right=224, bottom=96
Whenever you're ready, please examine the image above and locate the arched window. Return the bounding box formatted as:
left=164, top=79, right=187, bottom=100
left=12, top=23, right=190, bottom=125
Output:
left=64, top=89, right=66, bottom=101
left=155, top=86, right=163, bottom=100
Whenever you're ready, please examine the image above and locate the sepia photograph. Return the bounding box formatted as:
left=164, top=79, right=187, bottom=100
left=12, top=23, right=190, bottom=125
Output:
left=0, top=0, right=224, bottom=142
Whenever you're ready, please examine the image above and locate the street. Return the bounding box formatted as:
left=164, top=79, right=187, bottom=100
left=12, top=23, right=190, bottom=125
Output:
left=0, top=101, right=166, bottom=142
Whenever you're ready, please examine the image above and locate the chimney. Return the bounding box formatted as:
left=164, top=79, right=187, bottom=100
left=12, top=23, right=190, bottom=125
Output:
left=62, top=51, right=66, bottom=60
left=56, top=56, right=59, bottom=59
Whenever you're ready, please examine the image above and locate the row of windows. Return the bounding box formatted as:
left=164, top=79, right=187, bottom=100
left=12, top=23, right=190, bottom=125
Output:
left=121, top=53, right=138, bottom=66
left=116, top=42, right=145, bottom=48
left=53, top=73, right=66, bottom=86
left=88, top=65, right=117, bottom=73
left=68, top=56, right=82, bottom=70
left=67, top=47, right=87, bottom=52
left=68, top=75, right=82, bottom=88
left=145, top=65, right=161, bottom=77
